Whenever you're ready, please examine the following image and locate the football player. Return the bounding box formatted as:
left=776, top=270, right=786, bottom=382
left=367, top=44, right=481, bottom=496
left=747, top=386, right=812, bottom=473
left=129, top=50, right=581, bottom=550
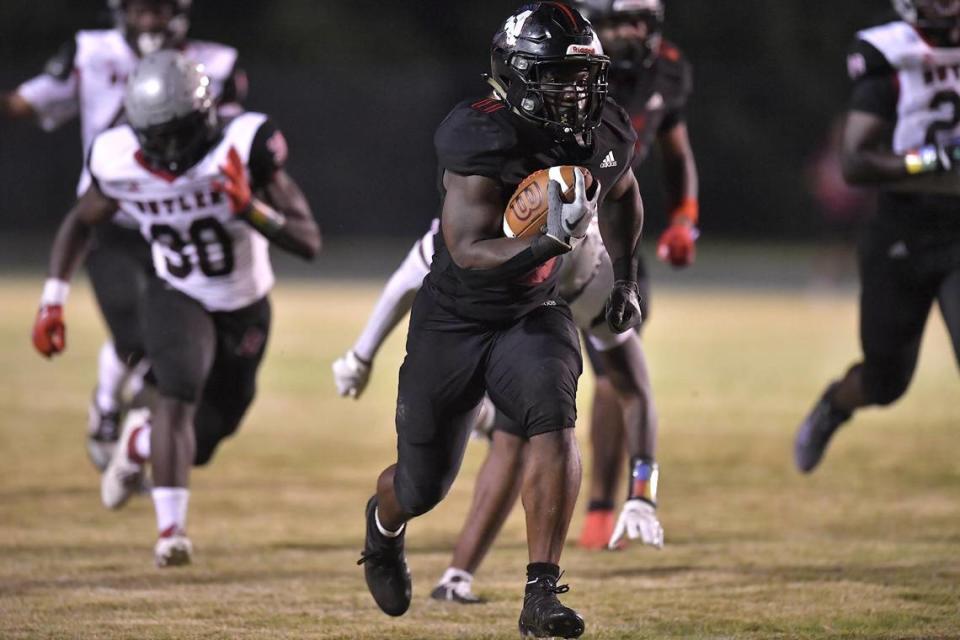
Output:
left=30, top=51, right=320, bottom=566
left=794, top=0, right=960, bottom=472
left=356, top=4, right=643, bottom=637
left=570, top=0, right=699, bottom=549
left=334, top=216, right=663, bottom=604
left=1, top=0, right=246, bottom=473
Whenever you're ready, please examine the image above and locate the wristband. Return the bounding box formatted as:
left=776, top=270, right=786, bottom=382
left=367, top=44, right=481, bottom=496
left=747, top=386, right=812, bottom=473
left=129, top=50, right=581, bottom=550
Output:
left=904, top=145, right=941, bottom=175
left=41, top=278, right=70, bottom=306
left=243, top=197, right=287, bottom=236
left=628, top=457, right=659, bottom=507
left=669, top=196, right=699, bottom=226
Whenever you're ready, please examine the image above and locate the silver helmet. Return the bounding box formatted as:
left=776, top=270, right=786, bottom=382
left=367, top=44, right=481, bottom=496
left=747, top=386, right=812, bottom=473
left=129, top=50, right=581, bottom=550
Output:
left=108, top=0, right=192, bottom=56
left=125, top=50, right=216, bottom=172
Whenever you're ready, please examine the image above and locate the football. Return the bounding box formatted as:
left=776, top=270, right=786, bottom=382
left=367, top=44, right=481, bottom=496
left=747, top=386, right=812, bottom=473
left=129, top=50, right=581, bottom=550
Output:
left=502, top=166, right=594, bottom=238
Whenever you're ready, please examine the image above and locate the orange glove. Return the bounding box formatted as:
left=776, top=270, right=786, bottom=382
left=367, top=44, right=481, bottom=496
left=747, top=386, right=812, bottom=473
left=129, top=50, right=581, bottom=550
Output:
left=656, top=223, right=697, bottom=267
left=213, top=146, right=251, bottom=214
left=32, top=305, right=65, bottom=358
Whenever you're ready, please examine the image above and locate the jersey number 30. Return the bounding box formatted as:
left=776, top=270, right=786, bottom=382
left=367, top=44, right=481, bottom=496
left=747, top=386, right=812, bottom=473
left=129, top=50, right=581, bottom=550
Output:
left=150, top=218, right=234, bottom=278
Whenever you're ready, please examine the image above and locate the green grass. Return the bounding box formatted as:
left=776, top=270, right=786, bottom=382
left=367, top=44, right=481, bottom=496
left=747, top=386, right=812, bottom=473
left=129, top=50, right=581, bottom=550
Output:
left=0, top=277, right=958, bottom=639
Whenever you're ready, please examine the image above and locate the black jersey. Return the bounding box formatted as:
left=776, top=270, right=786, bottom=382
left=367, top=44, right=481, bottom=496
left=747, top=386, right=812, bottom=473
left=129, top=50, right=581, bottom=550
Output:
left=607, top=40, right=692, bottom=168
left=428, top=96, right=637, bottom=324
left=847, top=22, right=960, bottom=237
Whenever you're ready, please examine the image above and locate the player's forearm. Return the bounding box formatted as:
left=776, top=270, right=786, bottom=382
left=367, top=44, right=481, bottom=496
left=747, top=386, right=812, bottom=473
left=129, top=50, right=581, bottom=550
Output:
left=352, top=247, right=427, bottom=362
left=842, top=148, right=919, bottom=184
left=0, top=91, right=35, bottom=120
left=600, top=194, right=644, bottom=283
left=659, top=127, right=699, bottom=216
left=454, top=234, right=568, bottom=286
left=48, top=212, right=92, bottom=282
left=244, top=197, right=321, bottom=260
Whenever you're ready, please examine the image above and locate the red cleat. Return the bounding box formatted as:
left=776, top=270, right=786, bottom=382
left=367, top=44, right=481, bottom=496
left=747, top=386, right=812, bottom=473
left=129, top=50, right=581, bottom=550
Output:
left=577, top=509, right=617, bottom=550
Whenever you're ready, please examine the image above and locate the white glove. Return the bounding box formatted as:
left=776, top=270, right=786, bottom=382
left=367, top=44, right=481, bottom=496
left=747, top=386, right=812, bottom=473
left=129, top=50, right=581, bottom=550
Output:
left=546, top=168, right=600, bottom=249
left=332, top=350, right=371, bottom=399
left=608, top=499, right=664, bottom=550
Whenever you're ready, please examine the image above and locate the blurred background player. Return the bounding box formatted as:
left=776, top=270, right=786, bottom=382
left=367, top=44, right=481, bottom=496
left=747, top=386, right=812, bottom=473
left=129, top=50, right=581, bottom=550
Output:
left=569, top=0, right=698, bottom=549
left=31, top=51, right=319, bottom=566
left=356, top=4, right=643, bottom=636
left=794, top=0, right=960, bottom=473
left=1, top=0, right=245, bottom=472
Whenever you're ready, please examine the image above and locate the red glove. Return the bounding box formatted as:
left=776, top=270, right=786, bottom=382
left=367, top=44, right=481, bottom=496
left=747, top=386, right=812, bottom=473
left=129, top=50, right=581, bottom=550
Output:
left=213, top=146, right=251, bottom=214
left=657, top=223, right=697, bottom=267
left=32, top=305, right=66, bottom=358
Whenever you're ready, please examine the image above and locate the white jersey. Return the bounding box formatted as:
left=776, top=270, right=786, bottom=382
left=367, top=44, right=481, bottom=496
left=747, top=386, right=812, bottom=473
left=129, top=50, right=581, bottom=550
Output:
left=17, top=29, right=239, bottom=196
left=90, top=112, right=274, bottom=312
left=856, top=21, right=960, bottom=153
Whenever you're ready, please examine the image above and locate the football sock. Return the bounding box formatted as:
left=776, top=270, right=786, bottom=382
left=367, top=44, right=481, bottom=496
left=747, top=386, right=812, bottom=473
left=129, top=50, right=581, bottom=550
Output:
left=152, top=487, right=189, bottom=535
left=588, top=499, right=614, bottom=512
left=375, top=506, right=405, bottom=538
left=526, top=562, right=560, bottom=592
left=95, top=342, right=127, bottom=414
left=439, top=567, right=473, bottom=585
left=129, top=425, right=151, bottom=464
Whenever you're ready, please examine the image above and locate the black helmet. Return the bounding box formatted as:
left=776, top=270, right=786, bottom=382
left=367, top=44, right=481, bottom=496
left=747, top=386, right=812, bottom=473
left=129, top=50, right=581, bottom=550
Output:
left=573, top=0, right=664, bottom=71
left=108, top=0, right=192, bottom=56
left=489, top=3, right=610, bottom=137
left=893, top=0, right=960, bottom=43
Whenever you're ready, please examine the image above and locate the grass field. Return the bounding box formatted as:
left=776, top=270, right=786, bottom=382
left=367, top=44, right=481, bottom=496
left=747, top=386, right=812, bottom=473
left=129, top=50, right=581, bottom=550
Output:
left=0, top=276, right=958, bottom=639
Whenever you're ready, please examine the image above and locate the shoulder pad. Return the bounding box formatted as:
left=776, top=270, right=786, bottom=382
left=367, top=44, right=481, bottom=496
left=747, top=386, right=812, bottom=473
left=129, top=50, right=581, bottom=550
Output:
left=601, top=98, right=638, bottom=146
left=43, top=37, right=78, bottom=81
left=434, top=99, right=517, bottom=179
left=852, top=21, right=922, bottom=75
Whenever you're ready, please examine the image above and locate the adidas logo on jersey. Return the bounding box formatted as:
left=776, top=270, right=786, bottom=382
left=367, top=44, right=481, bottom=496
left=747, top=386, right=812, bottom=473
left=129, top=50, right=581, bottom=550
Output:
left=600, top=151, right=618, bottom=169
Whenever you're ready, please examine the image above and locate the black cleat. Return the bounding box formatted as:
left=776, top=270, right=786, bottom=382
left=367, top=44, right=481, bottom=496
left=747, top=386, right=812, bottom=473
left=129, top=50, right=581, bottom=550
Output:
left=357, top=495, right=411, bottom=617
left=518, top=575, right=584, bottom=638
left=87, top=400, right=122, bottom=472
left=794, top=383, right=852, bottom=473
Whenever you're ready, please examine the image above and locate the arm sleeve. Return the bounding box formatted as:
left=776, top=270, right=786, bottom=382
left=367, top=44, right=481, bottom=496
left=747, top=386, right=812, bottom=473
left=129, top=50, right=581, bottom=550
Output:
left=352, top=228, right=436, bottom=362
left=16, top=38, right=80, bottom=131
left=248, top=118, right=288, bottom=190
left=846, top=38, right=897, bottom=120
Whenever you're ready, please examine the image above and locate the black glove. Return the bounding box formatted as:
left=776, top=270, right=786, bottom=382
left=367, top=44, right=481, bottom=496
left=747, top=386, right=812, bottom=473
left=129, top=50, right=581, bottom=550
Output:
left=605, top=280, right=642, bottom=333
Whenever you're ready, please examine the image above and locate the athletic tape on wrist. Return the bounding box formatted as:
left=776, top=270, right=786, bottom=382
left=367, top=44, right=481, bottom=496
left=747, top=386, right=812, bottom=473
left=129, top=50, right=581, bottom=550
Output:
left=244, top=198, right=287, bottom=235
left=904, top=145, right=940, bottom=175
left=628, top=457, right=659, bottom=506
left=41, top=278, right=70, bottom=306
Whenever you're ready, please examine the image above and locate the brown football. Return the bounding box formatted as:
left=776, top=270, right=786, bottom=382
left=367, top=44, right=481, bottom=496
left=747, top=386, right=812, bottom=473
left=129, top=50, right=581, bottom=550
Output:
left=502, top=166, right=594, bottom=238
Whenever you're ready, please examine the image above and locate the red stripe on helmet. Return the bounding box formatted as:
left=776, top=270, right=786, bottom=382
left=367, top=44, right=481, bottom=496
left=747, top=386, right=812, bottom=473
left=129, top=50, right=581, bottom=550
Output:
left=547, top=1, right=581, bottom=31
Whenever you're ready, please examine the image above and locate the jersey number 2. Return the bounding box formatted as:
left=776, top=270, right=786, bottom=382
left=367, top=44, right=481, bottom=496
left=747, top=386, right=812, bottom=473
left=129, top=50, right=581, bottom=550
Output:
left=925, top=90, right=960, bottom=144
left=150, top=218, right=235, bottom=278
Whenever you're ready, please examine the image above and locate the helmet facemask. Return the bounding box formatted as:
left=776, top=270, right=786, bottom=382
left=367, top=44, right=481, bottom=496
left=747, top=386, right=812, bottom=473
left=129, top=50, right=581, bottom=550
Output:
left=595, top=11, right=663, bottom=71
left=895, top=0, right=960, bottom=44
left=495, top=52, right=609, bottom=138
left=136, top=109, right=217, bottom=173
left=111, top=0, right=191, bottom=56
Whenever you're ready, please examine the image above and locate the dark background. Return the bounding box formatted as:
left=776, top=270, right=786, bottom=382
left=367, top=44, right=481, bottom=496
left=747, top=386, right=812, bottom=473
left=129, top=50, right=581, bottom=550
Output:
left=0, top=0, right=894, bottom=242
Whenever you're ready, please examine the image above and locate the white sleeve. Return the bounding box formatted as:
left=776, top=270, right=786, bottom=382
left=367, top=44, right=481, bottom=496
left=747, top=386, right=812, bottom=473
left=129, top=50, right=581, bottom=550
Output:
left=351, top=223, right=437, bottom=362
left=17, top=73, right=79, bottom=131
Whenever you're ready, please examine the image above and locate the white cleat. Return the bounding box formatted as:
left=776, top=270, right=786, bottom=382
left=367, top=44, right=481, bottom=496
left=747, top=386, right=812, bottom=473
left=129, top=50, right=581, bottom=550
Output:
left=101, top=407, right=149, bottom=510
left=154, top=529, right=193, bottom=568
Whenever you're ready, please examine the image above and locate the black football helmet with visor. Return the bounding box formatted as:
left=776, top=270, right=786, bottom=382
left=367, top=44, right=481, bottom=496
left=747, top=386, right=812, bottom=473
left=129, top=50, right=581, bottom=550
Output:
left=893, top=0, right=960, bottom=44
left=573, top=0, right=664, bottom=72
left=109, top=0, right=192, bottom=56
left=489, top=2, right=610, bottom=139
